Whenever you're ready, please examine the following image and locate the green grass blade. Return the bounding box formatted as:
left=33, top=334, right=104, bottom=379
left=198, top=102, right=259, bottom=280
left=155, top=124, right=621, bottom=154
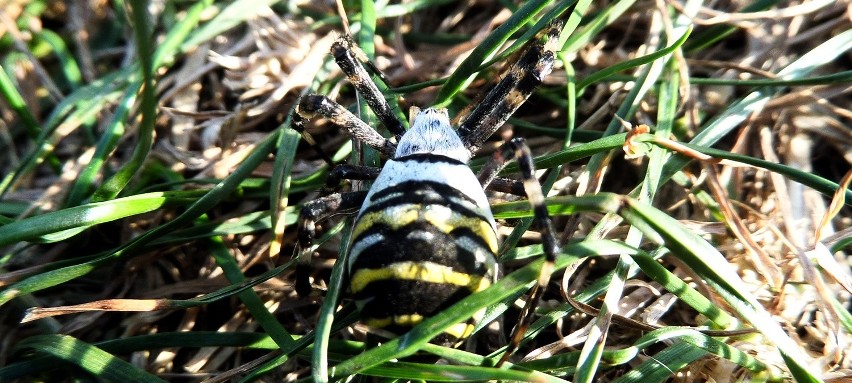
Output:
left=0, top=131, right=279, bottom=308
left=662, top=28, right=852, bottom=183
left=0, top=67, right=129, bottom=196
left=0, top=191, right=200, bottom=247
left=612, top=342, right=708, bottom=383
left=477, top=0, right=584, bottom=71
left=494, top=132, right=627, bottom=173
left=64, top=85, right=135, bottom=206
left=682, top=0, right=778, bottom=52
left=34, top=29, right=83, bottom=90
left=632, top=328, right=766, bottom=372
left=630, top=250, right=738, bottom=329
left=355, top=0, right=383, bottom=167
left=150, top=0, right=215, bottom=69
left=647, top=138, right=852, bottom=205
left=13, top=334, right=167, bottom=382
left=1, top=332, right=274, bottom=381
left=310, top=0, right=461, bottom=30
left=434, top=0, right=556, bottom=107
left=181, top=0, right=277, bottom=51
left=0, top=64, right=41, bottom=140
left=86, top=0, right=211, bottom=202
left=576, top=26, right=691, bottom=93
left=689, top=70, right=852, bottom=86
left=361, top=361, right=570, bottom=382
left=560, top=0, right=636, bottom=54
left=574, top=257, right=630, bottom=383
left=91, top=0, right=157, bottom=201
left=270, top=118, right=300, bottom=269
left=207, top=237, right=296, bottom=349
left=310, top=220, right=353, bottom=383
left=621, top=197, right=822, bottom=382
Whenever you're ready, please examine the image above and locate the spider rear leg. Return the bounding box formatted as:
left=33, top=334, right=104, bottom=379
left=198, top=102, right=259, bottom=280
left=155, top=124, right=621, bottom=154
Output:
left=458, top=20, right=562, bottom=154
left=296, top=191, right=368, bottom=296
left=478, top=138, right=560, bottom=366
left=294, top=95, right=398, bottom=159
left=331, top=36, right=406, bottom=137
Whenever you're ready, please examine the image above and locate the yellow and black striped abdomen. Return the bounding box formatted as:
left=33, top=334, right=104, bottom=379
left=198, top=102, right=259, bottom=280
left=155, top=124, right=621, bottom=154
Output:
left=347, top=154, right=498, bottom=345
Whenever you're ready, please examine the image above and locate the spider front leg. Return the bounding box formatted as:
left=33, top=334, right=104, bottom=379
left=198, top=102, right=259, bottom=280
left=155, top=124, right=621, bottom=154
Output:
left=293, top=95, right=397, bottom=160
left=331, top=36, right=406, bottom=137
left=458, top=21, right=562, bottom=154
left=296, top=191, right=368, bottom=296
left=478, top=138, right=560, bottom=366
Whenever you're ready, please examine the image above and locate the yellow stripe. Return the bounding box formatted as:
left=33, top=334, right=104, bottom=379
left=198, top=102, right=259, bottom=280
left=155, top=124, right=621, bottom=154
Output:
left=364, top=314, right=424, bottom=328
left=444, top=322, right=475, bottom=340
left=364, top=317, right=393, bottom=328
left=350, top=261, right=491, bottom=293
left=393, top=313, right=424, bottom=326
left=352, top=204, right=498, bottom=253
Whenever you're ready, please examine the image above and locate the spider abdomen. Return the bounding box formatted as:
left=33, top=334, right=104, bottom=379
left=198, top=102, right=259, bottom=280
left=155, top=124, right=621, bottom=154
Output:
left=347, top=154, right=499, bottom=345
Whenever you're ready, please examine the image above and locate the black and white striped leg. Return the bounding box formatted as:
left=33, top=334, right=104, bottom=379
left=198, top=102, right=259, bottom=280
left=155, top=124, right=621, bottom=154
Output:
left=294, top=95, right=398, bottom=159
left=458, top=20, right=562, bottom=154
left=331, top=36, right=406, bottom=137
left=479, top=138, right=559, bottom=366
left=296, top=191, right=369, bottom=297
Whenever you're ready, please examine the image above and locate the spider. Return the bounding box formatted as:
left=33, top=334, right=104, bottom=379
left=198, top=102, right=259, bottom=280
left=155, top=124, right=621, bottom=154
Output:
left=292, top=20, right=563, bottom=364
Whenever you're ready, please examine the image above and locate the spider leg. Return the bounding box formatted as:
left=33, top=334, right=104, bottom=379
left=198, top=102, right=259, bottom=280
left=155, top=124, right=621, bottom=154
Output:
left=332, top=36, right=406, bottom=137
left=485, top=176, right=528, bottom=196
left=294, top=95, right=398, bottom=159
left=458, top=21, right=562, bottom=154
left=291, top=113, right=335, bottom=166
left=296, top=191, right=369, bottom=297
left=478, top=138, right=559, bottom=367
left=319, top=164, right=381, bottom=196
left=325, top=164, right=382, bottom=189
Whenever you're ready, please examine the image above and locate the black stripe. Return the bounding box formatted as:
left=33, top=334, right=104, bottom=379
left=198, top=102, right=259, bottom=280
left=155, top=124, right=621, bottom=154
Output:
left=349, top=221, right=496, bottom=274
left=362, top=181, right=487, bottom=221
left=394, top=152, right=466, bottom=165
left=369, top=179, right=478, bottom=205
left=354, top=279, right=477, bottom=321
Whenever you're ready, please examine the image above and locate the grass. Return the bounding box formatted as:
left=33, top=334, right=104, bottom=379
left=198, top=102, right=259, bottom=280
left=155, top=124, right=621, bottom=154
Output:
left=1, top=0, right=850, bottom=382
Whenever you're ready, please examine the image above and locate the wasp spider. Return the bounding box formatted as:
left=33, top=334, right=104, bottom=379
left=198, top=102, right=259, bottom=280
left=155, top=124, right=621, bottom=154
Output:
left=293, top=21, right=563, bottom=359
